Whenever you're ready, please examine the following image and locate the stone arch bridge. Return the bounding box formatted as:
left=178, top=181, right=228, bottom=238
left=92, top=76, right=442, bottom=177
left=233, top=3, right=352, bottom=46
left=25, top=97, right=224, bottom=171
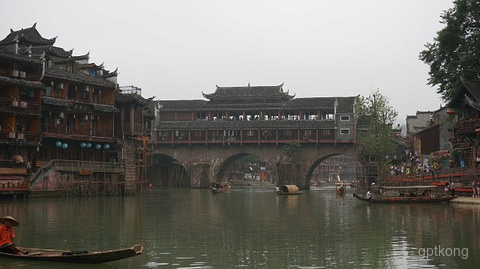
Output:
left=147, top=143, right=361, bottom=189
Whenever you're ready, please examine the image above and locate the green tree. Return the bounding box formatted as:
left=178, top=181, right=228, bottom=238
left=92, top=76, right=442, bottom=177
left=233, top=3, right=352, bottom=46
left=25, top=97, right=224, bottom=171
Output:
left=419, top=0, right=480, bottom=102
left=282, top=142, right=301, bottom=158
left=355, top=90, right=398, bottom=180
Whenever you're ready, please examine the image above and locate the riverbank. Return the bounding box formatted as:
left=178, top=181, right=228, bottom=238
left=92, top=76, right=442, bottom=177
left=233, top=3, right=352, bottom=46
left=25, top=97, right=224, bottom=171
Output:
left=451, top=197, right=480, bottom=204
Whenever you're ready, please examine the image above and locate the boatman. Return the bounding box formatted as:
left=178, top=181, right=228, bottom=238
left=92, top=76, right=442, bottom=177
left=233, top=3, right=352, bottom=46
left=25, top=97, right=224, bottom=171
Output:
left=366, top=189, right=372, bottom=199
left=0, top=216, right=26, bottom=255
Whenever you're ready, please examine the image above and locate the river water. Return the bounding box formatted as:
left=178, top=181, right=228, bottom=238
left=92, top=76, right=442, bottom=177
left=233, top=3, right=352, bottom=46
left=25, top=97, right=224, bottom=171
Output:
left=0, top=186, right=479, bottom=268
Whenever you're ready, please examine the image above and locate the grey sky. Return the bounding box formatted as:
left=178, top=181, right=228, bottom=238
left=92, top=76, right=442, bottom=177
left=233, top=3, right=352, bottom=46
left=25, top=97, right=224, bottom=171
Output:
left=1, top=0, right=455, bottom=124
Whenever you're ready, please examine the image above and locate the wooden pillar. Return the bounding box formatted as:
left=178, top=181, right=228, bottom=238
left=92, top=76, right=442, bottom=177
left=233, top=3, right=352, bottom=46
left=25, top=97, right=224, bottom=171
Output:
left=120, top=106, right=125, bottom=135
left=276, top=129, right=279, bottom=146
left=130, top=104, right=135, bottom=135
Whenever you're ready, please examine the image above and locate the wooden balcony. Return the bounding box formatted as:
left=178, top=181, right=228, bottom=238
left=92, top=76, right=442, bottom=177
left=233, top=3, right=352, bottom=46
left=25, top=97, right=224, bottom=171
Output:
left=0, top=67, right=41, bottom=81
left=0, top=97, right=40, bottom=114
left=53, top=159, right=123, bottom=173
left=43, top=124, right=113, bottom=139
left=455, top=119, right=479, bottom=134
left=0, top=131, right=39, bottom=143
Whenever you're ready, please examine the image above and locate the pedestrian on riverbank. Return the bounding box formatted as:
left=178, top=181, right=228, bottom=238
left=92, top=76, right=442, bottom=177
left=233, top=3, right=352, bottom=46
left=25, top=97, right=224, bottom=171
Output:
left=449, top=179, right=456, bottom=196
left=472, top=180, right=478, bottom=197
left=0, top=216, right=25, bottom=255
left=445, top=181, right=450, bottom=195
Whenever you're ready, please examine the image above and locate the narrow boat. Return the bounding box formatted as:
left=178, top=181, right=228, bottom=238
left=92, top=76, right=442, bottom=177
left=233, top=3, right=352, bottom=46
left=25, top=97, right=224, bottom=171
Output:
left=210, top=182, right=231, bottom=193
left=335, top=182, right=346, bottom=195
left=276, top=185, right=301, bottom=195
left=0, top=244, right=143, bottom=264
left=353, top=185, right=456, bottom=203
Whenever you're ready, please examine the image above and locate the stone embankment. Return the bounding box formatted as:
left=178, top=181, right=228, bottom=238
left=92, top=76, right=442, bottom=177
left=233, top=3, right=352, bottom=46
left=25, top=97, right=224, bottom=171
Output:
left=451, top=197, right=480, bottom=205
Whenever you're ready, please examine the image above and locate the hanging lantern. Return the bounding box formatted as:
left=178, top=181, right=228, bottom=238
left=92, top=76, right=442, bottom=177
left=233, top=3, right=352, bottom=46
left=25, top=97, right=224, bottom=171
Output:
left=55, top=141, right=62, bottom=147
left=80, top=142, right=87, bottom=148
left=61, top=143, right=68, bottom=149
left=103, top=144, right=110, bottom=150
left=446, top=109, right=454, bottom=115
left=86, top=142, right=92, bottom=148
left=95, top=144, right=102, bottom=149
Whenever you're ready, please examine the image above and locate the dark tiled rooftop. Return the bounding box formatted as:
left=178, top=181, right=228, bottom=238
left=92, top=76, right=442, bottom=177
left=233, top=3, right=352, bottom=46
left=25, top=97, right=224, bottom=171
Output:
left=202, top=84, right=294, bottom=102
left=156, top=96, right=356, bottom=113
left=0, top=76, right=44, bottom=89
left=45, top=67, right=116, bottom=88
left=0, top=24, right=56, bottom=46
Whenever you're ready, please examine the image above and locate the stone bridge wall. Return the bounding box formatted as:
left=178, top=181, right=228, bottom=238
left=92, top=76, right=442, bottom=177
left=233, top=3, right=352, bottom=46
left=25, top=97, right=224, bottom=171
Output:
left=148, top=143, right=360, bottom=189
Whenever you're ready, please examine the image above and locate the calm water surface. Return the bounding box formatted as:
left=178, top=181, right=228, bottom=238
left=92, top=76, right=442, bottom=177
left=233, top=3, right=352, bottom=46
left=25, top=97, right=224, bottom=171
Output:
left=0, top=187, right=479, bottom=268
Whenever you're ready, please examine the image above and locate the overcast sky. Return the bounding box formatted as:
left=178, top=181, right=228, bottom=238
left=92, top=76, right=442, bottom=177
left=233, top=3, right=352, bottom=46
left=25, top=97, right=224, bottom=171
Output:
left=1, top=0, right=455, bottom=124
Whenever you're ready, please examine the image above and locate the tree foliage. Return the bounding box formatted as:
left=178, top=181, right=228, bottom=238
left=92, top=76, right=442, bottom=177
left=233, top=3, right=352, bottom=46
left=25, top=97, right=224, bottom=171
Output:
left=282, top=142, right=301, bottom=158
left=355, top=89, right=398, bottom=159
left=419, top=0, right=480, bottom=102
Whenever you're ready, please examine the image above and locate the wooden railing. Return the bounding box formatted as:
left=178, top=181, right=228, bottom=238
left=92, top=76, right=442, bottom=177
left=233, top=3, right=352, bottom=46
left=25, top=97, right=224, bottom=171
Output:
left=53, top=159, right=123, bottom=173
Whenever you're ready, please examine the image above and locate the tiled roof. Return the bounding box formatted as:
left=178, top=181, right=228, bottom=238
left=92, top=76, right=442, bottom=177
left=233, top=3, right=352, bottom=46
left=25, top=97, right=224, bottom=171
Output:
left=45, top=67, right=116, bottom=88
left=156, top=96, right=357, bottom=112
left=462, top=80, right=480, bottom=102
left=0, top=76, right=44, bottom=89
left=42, top=96, right=73, bottom=107
left=27, top=45, right=72, bottom=59
left=0, top=23, right=56, bottom=46
left=115, top=92, right=148, bottom=105
left=92, top=103, right=118, bottom=113
left=202, top=83, right=294, bottom=102
left=156, top=119, right=335, bottom=130
left=0, top=50, right=43, bottom=65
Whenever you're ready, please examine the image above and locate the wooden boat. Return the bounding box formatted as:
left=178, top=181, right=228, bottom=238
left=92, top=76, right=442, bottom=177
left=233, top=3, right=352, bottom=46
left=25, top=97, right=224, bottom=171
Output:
left=210, top=182, right=231, bottom=193
left=353, top=185, right=456, bottom=203
left=0, top=244, right=143, bottom=264
left=276, top=185, right=301, bottom=195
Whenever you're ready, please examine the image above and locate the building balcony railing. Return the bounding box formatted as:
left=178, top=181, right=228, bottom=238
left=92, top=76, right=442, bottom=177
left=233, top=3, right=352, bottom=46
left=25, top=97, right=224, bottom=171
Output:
left=455, top=119, right=478, bottom=134
left=0, top=97, right=40, bottom=114
left=53, top=159, right=123, bottom=173
left=0, top=68, right=41, bottom=81
left=42, top=124, right=113, bottom=138
left=0, top=131, right=39, bottom=142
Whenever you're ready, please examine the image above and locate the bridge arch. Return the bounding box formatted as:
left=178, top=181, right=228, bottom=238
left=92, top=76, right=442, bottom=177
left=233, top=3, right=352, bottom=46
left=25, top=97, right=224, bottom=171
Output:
left=148, top=153, right=190, bottom=187
left=214, top=152, right=275, bottom=183
left=305, top=153, right=361, bottom=185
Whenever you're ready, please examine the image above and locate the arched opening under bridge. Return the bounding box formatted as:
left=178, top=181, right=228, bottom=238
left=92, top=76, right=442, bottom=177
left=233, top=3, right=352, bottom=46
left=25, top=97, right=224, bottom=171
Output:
left=215, top=153, right=275, bottom=186
left=306, top=154, right=362, bottom=187
left=147, top=154, right=190, bottom=187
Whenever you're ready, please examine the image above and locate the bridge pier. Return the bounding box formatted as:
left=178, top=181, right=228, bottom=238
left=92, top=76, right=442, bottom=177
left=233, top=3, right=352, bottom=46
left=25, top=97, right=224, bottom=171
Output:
left=276, top=161, right=310, bottom=189
left=187, top=162, right=211, bottom=188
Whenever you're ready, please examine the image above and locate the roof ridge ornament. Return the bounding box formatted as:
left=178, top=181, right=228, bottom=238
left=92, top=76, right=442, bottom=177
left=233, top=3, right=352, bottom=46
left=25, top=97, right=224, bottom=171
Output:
left=33, top=22, right=37, bottom=28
